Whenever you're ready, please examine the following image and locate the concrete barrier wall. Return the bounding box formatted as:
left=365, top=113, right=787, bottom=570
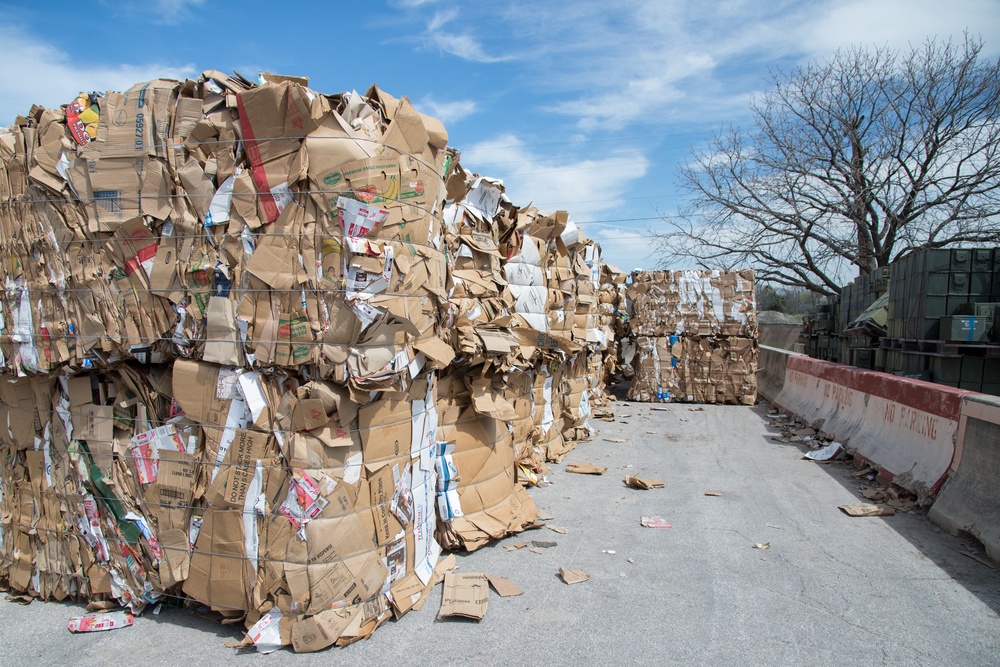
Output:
left=771, top=354, right=970, bottom=503
left=757, top=345, right=796, bottom=402
left=928, top=395, right=1000, bottom=560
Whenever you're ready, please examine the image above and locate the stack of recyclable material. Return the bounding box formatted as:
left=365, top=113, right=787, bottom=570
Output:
left=439, top=167, right=606, bottom=471
left=626, top=270, right=758, bottom=404
left=0, top=72, right=547, bottom=652
left=596, top=263, right=628, bottom=391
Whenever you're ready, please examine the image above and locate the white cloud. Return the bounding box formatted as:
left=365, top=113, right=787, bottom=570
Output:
left=586, top=223, right=660, bottom=274
left=0, top=28, right=196, bottom=124
left=416, top=96, right=478, bottom=124
left=424, top=8, right=513, bottom=63
left=461, top=133, right=651, bottom=221
left=0, top=27, right=196, bottom=125
left=484, top=0, right=1000, bottom=130
left=798, top=0, right=1000, bottom=57
left=153, top=0, right=206, bottom=25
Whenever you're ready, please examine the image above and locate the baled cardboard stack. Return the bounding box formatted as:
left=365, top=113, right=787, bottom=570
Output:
left=440, top=166, right=606, bottom=473
left=626, top=270, right=758, bottom=404
left=596, top=263, right=628, bottom=393
left=0, top=72, right=554, bottom=650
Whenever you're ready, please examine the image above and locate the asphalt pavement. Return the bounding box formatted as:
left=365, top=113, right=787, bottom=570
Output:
left=2, top=399, right=999, bottom=666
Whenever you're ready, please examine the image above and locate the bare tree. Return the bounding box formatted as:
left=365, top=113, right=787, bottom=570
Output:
left=653, top=35, right=1000, bottom=296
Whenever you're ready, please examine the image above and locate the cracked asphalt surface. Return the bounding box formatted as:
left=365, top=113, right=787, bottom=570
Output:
left=2, top=399, right=999, bottom=665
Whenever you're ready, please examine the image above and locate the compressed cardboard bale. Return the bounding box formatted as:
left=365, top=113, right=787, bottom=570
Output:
left=627, top=269, right=757, bottom=338
left=627, top=335, right=757, bottom=405
left=561, top=350, right=594, bottom=442
left=1, top=75, right=453, bottom=378
left=434, top=373, right=537, bottom=551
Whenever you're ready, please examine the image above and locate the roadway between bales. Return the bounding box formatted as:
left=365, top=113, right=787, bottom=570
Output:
left=2, top=400, right=999, bottom=665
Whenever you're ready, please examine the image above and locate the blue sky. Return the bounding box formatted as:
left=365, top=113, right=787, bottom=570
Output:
left=2, top=0, right=998, bottom=272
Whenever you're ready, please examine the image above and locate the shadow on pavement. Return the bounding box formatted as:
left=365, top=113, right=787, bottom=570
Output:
left=751, top=398, right=1000, bottom=616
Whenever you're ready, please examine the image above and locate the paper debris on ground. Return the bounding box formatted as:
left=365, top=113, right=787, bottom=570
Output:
left=536, top=509, right=554, bottom=521
left=67, top=610, right=134, bottom=633
left=624, top=475, right=665, bottom=490
left=704, top=491, right=723, bottom=497
left=439, top=572, right=489, bottom=621
left=566, top=463, right=607, bottom=475
left=546, top=525, right=569, bottom=534
left=960, top=551, right=996, bottom=569
left=804, top=441, right=843, bottom=461
left=486, top=575, right=524, bottom=597
left=650, top=407, right=670, bottom=411
left=640, top=515, right=672, bottom=528
left=839, top=504, right=895, bottom=517
left=860, top=486, right=882, bottom=500
left=752, top=542, right=770, bottom=550
left=558, top=568, right=591, bottom=584
left=794, top=427, right=817, bottom=437
left=246, top=608, right=284, bottom=654
left=604, top=437, right=628, bottom=443
left=602, top=550, right=616, bottom=555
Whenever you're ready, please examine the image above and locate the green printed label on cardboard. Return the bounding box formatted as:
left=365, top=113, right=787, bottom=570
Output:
left=399, top=179, right=424, bottom=200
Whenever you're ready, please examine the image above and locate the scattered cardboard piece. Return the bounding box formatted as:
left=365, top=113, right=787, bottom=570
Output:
left=804, top=441, right=843, bottom=461
left=624, top=476, right=664, bottom=490
left=566, top=463, right=607, bottom=475
left=536, top=509, right=554, bottom=521
left=486, top=575, right=523, bottom=597
left=546, top=525, right=569, bottom=534
left=67, top=610, right=134, bottom=633
left=640, top=515, right=671, bottom=528
left=860, top=486, right=882, bottom=500
left=753, top=543, right=770, bottom=550
left=438, top=572, right=489, bottom=621
left=794, top=427, right=816, bottom=437
left=704, top=490, right=723, bottom=497
left=529, top=548, right=544, bottom=555
left=604, top=437, right=627, bottom=443
left=839, top=504, right=895, bottom=517
left=558, top=568, right=590, bottom=585
left=650, top=407, right=670, bottom=411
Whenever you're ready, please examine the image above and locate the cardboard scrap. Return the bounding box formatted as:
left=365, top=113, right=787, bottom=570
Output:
left=804, top=441, right=843, bottom=461
left=624, top=475, right=664, bottom=490
left=752, top=542, right=770, bottom=550
left=604, top=437, right=627, bottom=443
left=704, top=491, right=723, bottom=497
left=839, top=504, right=895, bottom=517
left=486, top=575, right=523, bottom=597
left=546, top=525, right=569, bottom=534
left=566, top=463, right=607, bottom=475
left=438, top=572, right=489, bottom=621
left=536, top=509, right=554, bottom=521
left=640, top=515, right=671, bottom=528
left=558, top=568, right=591, bottom=585
left=67, top=610, right=134, bottom=633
